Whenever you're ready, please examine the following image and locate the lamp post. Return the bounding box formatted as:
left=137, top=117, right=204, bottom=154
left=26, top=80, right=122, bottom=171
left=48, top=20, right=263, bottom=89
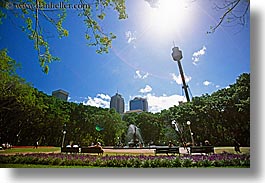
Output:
left=172, top=120, right=187, bottom=149
left=171, top=47, right=190, bottom=102
left=61, top=123, right=67, bottom=148
left=117, top=136, right=120, bottom=147
left=220, top=108, right=225, bottom=141
left=171, top=120, right=179, bottom=132
left=171, top=120, right=178, bottom=147
left=187, top=121, right=195, bottom=146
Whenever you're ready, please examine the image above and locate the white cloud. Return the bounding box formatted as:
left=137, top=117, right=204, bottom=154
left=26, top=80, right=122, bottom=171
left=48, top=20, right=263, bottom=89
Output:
left=139, top=85, right=152, bottom=93
left=202, top=80, right=221, bottom=88
left=144, top=0, right=160, bottom=8
left=96, top=93, right=111, bottom=100
left=134, top=70, right=149, bottom=79
left=135, top=70, right=141, bottom=78
left=170, top=73, right=191, bottom=85
left=125, top=30, right=136, bottom=44
left=146, top=93, right=186, bottom=113
left=203, top=80, right=212, bottom=86
left=192, top=46, right=206, bottom=65
left=83, top=93, right=110, bottom=108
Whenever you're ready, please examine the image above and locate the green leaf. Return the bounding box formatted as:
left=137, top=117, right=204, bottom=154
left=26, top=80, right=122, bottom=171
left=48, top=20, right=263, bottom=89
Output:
left=85, top=34, right=91, bottom=40
left=63, top=29, right=69, bottom=37
left=43, top=65, right=49, bottom=74
left=97, top=13, right=106, bottom=20
left=26, top=17, right=32, bottom=30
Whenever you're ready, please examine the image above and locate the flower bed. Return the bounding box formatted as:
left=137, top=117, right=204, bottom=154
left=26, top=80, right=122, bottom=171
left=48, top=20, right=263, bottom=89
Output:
left=0, top=152, right=250, bottom=168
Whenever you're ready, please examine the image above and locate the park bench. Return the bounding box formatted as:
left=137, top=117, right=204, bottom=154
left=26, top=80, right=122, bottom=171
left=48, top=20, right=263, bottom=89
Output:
left=81, top=147, right=104, bottom=155
left=155, top=147, right=180, bottom=155
left=61, top=147, right=79, bottom=153
left=189, top=146, right=214, bottom=155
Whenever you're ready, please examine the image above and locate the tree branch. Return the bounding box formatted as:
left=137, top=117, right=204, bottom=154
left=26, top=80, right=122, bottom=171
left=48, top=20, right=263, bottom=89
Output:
left=210, top=0, right=241, bottom=33
left=35, top=0, right=40, bottom=56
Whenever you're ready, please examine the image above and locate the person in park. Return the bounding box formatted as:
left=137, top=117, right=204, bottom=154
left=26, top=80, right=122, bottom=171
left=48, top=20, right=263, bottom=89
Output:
left=33, top=141, right=38, bottom=149
left=94, top=142, right=104, bottom=155
left=204, top=140, right=211, bottom=146
left=233, top=139, right=241, bottom=153
left=168, top=141, right=174, bottom=148
left=94, top=142, right=101, bottom=147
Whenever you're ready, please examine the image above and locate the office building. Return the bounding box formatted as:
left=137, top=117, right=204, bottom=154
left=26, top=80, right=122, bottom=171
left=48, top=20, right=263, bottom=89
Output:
left=110, top=93, right=125, bottom=114
left=129, top=97, right=148, bottom=112
left=52, top=89, right=69, bottom=101
left=124, top=109, right=143, bottom=114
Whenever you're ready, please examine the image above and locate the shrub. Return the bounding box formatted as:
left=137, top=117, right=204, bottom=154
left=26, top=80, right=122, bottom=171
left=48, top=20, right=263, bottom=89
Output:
left=182, top=158, right=193, bottom=167
left=172, top=158, right=181, bottom=167
left=0, top=152, right=250, bottom=168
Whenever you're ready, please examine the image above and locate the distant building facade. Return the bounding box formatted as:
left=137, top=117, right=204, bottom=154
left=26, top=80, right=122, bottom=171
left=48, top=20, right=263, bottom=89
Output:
left=124, top=109, right=143, bottom=114
left=52, top=89, right=69, bottom=101
left=129, top=97, right=148, bottom=112
left=110, top=93, right=125, bottom=114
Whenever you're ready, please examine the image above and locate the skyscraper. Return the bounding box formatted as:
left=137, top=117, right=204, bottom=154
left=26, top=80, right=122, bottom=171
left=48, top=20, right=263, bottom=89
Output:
left=129, top=97, right=148, bottom=112
left=110, top=93, right=125, bottom=114
left=52, top=89, right=69, bottom=101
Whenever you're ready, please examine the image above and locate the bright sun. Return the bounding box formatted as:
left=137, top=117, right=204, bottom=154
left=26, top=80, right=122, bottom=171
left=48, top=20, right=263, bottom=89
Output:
left=143, top=0, right=195, bottom=38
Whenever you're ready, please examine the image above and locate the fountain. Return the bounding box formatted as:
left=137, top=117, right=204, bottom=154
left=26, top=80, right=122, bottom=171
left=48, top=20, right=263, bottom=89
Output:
left=126, top=124, right=144, bottom=147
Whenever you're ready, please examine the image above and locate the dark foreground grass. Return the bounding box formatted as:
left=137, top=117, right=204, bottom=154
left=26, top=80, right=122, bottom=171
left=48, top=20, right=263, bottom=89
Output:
left=0, top=163, right=248, bottom=168
left=0, top=164, right=94, bottom=168
left=0, top=152, right=250, bottom=168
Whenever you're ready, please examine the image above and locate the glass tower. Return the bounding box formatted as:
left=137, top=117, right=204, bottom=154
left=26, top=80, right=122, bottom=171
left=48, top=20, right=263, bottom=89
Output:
left=129, top=97, right=148, bottom=112
left=52, top=89, right=69, bottom=101
left=110, top=93, right=125, bottom=114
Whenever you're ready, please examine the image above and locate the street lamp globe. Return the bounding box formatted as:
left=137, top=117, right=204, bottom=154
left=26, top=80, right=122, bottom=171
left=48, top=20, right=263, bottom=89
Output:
left=187, top=121, right=191, bottom=126
left=171, top=47, right=183, bottom=61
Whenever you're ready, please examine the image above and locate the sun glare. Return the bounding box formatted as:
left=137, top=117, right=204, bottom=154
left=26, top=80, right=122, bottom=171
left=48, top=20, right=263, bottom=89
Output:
left=144, top=0, right=195, bottom=38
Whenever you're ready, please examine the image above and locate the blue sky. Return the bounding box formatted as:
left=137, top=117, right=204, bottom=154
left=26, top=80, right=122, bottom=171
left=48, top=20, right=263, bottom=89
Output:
left=0, top=0, right=250, bottom=113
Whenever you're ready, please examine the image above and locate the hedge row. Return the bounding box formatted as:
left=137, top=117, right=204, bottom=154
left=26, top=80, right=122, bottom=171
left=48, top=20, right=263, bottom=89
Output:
left=0, top=152, right=250, bottom=168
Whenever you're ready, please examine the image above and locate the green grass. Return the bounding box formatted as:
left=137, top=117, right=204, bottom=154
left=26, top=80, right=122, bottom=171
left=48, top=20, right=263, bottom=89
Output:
left=0, top=147, right=60, bottom=154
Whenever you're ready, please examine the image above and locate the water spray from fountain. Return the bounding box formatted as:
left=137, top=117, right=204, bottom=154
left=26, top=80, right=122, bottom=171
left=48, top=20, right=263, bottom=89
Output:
left=126, top=124, right=144, bottom=147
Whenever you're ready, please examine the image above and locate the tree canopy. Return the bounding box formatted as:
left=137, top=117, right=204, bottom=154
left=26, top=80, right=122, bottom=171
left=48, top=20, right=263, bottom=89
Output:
left=0, top=49, right=127, bottom=146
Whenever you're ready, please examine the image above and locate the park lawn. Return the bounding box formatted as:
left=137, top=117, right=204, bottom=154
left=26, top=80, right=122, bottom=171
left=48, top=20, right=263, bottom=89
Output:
left=0, top=147, right=60, bottom=154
